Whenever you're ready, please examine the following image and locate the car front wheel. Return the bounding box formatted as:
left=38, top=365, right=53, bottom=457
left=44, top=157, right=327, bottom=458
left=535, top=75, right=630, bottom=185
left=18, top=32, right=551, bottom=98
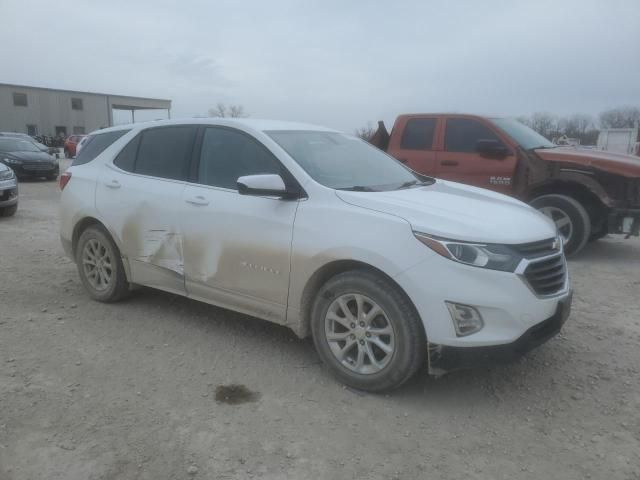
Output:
left=530, top=194, right=591, bottom=256
left=311, top=270, right=425, bottom=392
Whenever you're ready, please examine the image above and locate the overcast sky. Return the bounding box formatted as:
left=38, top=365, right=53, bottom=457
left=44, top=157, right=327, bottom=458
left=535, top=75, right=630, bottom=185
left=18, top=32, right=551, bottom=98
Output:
left=1, top=0, right=639, bottom=131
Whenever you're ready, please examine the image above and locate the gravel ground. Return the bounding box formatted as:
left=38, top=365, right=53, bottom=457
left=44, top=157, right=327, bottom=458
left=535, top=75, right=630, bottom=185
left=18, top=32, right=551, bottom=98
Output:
left=1, top=166, right=639, bottom=480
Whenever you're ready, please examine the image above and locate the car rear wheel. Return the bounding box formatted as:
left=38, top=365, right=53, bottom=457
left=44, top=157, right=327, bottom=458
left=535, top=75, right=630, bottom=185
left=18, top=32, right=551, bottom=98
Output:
left=76, top=225, right=130, bottom=302
left=0, top=204, right=17, bottom=217
left=311, top=270, right=425, bottom=392
left=530, top=194, right=591, bottom=256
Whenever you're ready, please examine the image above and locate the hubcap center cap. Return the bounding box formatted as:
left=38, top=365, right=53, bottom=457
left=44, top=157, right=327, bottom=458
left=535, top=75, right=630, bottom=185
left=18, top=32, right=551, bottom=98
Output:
left=354, top=326, right=367, bottom=340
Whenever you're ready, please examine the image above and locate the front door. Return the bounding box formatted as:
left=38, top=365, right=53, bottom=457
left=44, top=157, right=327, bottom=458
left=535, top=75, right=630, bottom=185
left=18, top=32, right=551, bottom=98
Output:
left=95, top=125, right=197, bottom=294
left=181, top=126, right=299, bottom=323
left=435, top=117, right=517, bottom=194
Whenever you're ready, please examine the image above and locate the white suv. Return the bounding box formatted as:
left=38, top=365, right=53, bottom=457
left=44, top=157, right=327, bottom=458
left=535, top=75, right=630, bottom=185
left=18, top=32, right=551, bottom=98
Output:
left=60, top=118, right=572, bottom=391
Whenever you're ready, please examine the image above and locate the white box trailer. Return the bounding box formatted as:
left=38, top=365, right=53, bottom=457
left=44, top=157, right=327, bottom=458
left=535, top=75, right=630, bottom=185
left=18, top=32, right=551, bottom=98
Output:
left=597, top=127, right=639, bottom=155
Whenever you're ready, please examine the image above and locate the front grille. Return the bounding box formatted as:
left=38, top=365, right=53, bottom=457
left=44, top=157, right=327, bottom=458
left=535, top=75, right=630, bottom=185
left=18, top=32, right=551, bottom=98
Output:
left=524, top=255, right=567, bottom=296
left=513, top=238, right=559, bottom=258
left=22, top=163, right=54, bottom=171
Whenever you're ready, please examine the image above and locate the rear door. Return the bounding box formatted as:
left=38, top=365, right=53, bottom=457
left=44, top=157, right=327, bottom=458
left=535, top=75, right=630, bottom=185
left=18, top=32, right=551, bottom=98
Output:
left=181, top=126, right=299, bottom=323
left=436, top=117, right=517, bottom=194
left=95, top=125, right=197, bottom=295
left=387, top=116, right=439, bottom=175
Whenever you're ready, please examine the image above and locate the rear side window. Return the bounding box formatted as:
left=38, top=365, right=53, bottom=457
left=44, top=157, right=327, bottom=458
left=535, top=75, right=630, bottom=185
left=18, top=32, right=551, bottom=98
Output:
left=113, top=135, right=140, bottom=172
left=134, top=126, right=196, bottom=180
left=73, top=130, right=130, bottom=166
left=444, top=118, right=501, bottom=153
left=400, top=118, right=436, bottom=150
left=197, top=127, right=280, bottom=189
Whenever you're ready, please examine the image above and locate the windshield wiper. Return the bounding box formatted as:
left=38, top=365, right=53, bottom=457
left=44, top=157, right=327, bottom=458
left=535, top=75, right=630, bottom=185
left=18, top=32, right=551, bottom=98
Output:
left=395, top=179, right=433, bottom=189
left=337, top=185, right=379, bottom=192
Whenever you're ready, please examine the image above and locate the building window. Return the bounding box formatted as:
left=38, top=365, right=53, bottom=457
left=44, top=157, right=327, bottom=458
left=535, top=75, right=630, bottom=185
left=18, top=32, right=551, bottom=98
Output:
left=13, top=92, right=28, bottom=107
left=71, top=97, right=83, bottom=110
left=26, top=125, right=38, bottom=136
left=73, top=126, right=86, bottom=134
left=55, top=126, right=67, bottom=137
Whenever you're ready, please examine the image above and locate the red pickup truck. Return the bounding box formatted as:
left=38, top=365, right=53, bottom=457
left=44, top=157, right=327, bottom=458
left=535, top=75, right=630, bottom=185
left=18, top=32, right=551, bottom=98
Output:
left=371, top=114, right=640, bottom=255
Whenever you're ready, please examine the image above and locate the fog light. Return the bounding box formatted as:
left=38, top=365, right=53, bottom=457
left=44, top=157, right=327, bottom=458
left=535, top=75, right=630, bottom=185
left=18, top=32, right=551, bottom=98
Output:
left=445, top=302, right=484, bottom=337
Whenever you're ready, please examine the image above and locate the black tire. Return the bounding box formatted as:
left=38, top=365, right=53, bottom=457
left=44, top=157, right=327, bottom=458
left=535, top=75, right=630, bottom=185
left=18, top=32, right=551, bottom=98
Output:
left=0, top=204, right=17, bottom=217
left=530, top=194, right=591, bottom=256
left=75, top=225, right=130, bottom=302
left=311, top=270, right=426, bottom=392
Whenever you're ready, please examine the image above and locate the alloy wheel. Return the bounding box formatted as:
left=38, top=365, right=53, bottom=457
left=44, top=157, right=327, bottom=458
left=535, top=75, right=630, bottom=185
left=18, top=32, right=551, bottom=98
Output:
left=324, top=293, right=396, bottom=375
left=82, top=238, right=113, bottom=291
left=538, top=206, right=573, bottom=245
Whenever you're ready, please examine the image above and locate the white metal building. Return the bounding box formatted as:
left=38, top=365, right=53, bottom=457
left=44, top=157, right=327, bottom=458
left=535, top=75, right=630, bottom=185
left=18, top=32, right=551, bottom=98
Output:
left=0, top=82, right=171, bottom=137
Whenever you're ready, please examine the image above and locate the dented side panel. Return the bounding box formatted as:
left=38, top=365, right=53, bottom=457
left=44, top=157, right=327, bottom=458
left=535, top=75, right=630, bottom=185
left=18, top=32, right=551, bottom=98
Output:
left=95, top=166, right=187, bottom=294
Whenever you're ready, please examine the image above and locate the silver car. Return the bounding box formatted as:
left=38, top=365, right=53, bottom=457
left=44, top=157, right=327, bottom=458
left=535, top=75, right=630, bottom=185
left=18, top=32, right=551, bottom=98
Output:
left=0, top=162, right=18, bottom=216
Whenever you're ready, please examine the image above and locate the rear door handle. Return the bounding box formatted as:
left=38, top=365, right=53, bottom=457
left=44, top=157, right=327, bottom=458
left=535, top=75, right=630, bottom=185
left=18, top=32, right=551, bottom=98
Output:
left=104, top=179, right=121, bottom=189
left=185, top=195, right=210, bottom=206
left=440, top=160, right=459, bottom=166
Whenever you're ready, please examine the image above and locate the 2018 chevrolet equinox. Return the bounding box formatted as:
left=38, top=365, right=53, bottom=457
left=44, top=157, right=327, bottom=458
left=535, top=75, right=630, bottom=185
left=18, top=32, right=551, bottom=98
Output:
left=59, top=118, right=572, bottom=391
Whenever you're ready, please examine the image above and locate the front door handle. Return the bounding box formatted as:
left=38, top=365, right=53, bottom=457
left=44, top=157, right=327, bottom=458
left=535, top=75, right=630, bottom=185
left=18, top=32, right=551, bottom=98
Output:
left=104, top=179, right=121, bottom=189
left=440, top=160, right=459, bottom=166
left=185, top=195, right=210, bottom=206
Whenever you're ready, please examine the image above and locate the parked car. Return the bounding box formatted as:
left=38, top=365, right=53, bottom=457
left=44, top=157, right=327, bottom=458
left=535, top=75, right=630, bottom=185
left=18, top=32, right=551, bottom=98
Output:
left=64, top=135, right=86, bottom=158
left=371, top=114, right=640, bottom=255
left=0, top=137, right=59, bottom=180
left=0, top=161, right=18, bottom=216
left=60, top=119, right=571, bottom=391
left=0, top=132, right=55, bottom=155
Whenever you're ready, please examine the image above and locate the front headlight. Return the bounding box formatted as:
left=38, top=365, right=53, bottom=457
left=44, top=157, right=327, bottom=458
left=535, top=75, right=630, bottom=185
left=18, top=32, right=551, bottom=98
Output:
left=3, top=157, right=20, bottom=165
left=414, top=233, right=522, bottom=272
left=0, top=168, right=15, bottom=180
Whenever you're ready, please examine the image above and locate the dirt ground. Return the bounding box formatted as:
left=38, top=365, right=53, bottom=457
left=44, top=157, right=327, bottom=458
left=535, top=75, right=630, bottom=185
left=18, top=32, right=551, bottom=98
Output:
left=1, top=163, right=639, bottom=480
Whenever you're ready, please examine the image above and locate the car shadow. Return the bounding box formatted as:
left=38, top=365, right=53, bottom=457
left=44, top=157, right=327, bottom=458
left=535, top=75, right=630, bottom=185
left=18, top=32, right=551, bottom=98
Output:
left=114, top=286, right=568, bottom=408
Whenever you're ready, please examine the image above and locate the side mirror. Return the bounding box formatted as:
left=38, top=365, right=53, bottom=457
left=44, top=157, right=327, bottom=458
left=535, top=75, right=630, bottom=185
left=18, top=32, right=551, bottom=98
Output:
left=237, top=174, right=290, bottom=198
left=476, top=139, right=509, bottom=159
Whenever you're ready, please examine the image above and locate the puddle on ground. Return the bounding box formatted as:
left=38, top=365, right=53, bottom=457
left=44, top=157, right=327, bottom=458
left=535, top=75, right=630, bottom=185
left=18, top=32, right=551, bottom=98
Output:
left=214, top=384, right=260, bottom=405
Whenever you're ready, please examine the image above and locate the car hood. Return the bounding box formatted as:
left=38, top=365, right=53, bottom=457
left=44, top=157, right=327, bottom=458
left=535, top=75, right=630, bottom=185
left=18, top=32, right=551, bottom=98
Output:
left=335, top=180, right=556, bottom=244
left=535, top=146, right=640, bottom=178
left=2, top=150, right=54, bottom=162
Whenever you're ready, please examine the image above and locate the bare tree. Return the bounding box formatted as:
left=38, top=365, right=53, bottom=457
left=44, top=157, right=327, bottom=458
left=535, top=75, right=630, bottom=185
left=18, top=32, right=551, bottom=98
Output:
left=208, top=103, right=248, bottom=118
left=599, top=107, right=640, bottom=129
left=354, top=122, right=376, bottom=142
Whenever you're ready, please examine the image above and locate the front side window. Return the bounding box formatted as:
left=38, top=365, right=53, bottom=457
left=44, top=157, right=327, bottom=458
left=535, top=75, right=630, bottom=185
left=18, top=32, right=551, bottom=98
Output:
left=134, top=126, right=196, bottom=180
left=267, top=131, right=424, bottom=191
left=400, top=118, right=436, bottom=150
left=73, top=129, right=130, bottom=166
left=444, top=118, right=501, bottom=153
left=13, top=93, right=27, bottom=107
left=198, top=127, right=280, bottom=189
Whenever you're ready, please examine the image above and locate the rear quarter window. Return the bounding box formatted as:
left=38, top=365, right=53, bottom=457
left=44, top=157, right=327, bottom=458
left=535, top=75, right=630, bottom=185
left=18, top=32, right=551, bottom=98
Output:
left=72, top=130, right=130, bottom=166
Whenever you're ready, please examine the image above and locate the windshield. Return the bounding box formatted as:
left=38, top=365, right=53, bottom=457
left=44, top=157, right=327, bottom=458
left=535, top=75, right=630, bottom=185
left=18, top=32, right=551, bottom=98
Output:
left=0, top=138, right=41, bottom=153
left=267, top=131, right=429, bottom=190
left=490, top=118, right=555, bottom=150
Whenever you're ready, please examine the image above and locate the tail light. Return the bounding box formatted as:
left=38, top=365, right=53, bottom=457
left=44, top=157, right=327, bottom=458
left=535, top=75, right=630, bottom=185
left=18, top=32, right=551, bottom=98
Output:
left=59, top=172, right=72, bottom=191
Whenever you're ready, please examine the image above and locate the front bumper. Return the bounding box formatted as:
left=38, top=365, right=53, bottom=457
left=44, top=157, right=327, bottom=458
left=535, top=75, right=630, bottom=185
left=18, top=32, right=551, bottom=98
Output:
left=428, top=291, right=572, bottom=373
left=10, top=162, right=59, bottom=178
left=0, top=178, right=18, bottom=207
left=608, top=208, right=640, bottom=236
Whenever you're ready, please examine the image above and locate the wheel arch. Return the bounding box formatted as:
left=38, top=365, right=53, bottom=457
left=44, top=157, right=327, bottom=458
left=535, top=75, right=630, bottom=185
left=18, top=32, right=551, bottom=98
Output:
left=526, top=178, right=609, bottom=227
left=295, top=259, right=423, bottom=340
left=72, top=216, right=132, bottom=281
